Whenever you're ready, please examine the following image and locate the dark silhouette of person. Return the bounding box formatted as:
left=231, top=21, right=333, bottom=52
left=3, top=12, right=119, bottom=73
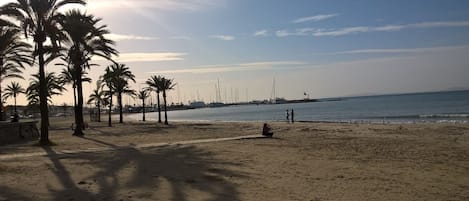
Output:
left=286, top=109, right=290, bottom=123
left=291, top=109, right=295, bottom=123
left=11, top=113, right=19, bottom=122
left=262, top=123, right=273, bottom=137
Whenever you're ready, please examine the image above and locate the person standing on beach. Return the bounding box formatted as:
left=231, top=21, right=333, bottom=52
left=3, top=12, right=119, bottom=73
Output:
left=286, top=109, right=290, bottom=123
left=291, top=109, right=295, bottom=123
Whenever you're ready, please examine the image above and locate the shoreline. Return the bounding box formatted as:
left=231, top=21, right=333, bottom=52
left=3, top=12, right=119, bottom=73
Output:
left=125, top=113, right=469, bottom=125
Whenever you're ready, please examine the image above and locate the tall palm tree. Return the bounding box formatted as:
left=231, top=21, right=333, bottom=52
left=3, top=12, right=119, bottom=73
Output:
left=0, top=25, right=32, bottom=120
left=0, top=0, right=86, bottom=145
left=160, top=77, right=176, bottom=125
left=3, top=81, right=25, bottom=115
left=26, top=72, right=66, bottom=106
left=87, top=80, right=105, bottom=122
left=105, top=63, right=135, bottom=123
left=145, top=75, right=163, bottom=123
left=137, top=89, right=150, bottom=121
left=60, top=10, right=117, bottom=136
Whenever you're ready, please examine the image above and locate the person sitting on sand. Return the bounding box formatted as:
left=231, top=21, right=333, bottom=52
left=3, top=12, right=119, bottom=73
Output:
left=262, top=123, right=273, bottom=137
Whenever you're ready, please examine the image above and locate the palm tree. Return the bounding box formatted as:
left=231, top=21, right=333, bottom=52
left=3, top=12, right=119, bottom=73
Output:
left=160, top=77, right=176, bottom=125
left=0, top=25, right=32, bottom=120
left=102, top=67, right=115, bottom=127
left=113, top=77, right=136, bottom=123
left=0, top=0, right=86, bottom=145
left=145, top=75, right=163, bottom=123
left=105, top=63, right=135, bottom=123
left=26, top=72, right=66, bottom=106
left=3, top=81, right=25, bottom=115
left=137, top=89, right=150, bottom=121
left=87, top=80, right=105, bottom=122
left=60, top=10, right=117, bottom=136
left=59, top=64, right=91, bottom=118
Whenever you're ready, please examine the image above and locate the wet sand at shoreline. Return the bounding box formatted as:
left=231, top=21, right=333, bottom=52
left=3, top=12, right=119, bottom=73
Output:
left=1, top=117, right=468, bottom=201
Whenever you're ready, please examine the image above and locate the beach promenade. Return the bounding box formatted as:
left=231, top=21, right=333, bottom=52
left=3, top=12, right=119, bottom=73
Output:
left=0, top=117, right=468, bottom=201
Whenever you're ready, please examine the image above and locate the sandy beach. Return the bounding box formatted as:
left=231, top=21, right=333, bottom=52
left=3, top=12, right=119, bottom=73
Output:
left=0, top=117, right=468, bottom=201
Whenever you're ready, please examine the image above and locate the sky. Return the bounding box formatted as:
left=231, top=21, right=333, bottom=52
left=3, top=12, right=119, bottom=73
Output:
left=2, top=0, right=469, bottom=106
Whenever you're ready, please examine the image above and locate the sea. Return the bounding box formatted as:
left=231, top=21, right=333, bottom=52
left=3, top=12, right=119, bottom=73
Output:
left=133, top=90, right=469, bottom=124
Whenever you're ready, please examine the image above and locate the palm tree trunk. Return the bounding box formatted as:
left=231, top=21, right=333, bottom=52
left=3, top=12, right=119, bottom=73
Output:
left=0, top=59, right=4, bottom=121
left=142, top=99, right=145, bottom=122
left=163, top=90, right=168, bottom=125
left=74, top=67, right=85, bottom=136
left=157, top=91, right=161, bottom=123
left=97, top=102, right=101, bottom=122
left=14, top=95, right=17, bottom=114
left=73, top=85, right=77, bottom=116
left=118, top=92, right=123, bottom=123
left=38, top=40, right=50, bottom=145
left=108, top=89, right=112, bottom=127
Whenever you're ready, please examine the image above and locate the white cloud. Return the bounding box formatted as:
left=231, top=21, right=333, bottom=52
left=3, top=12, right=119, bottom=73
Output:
left=275, top=28, right=322, bottom=37
left=411, top=21, right=469, bottom=28
left=105, top=33, right=158, bottom=41
left=253, top=30, right=269, bottom=37
left=313, top=26, right=370, bottom=36
left=335, top=45, right=469, bottom=54
left=276, top=20, right=469, bottom=37
left=151, top=61, right=307, bottom=74
left=275, top=30, right=291, bottom=37
left=292, top=13, right=340, bottom=23
left=93, top=52, right=187, bottom=62
left=211, top=35, right=235, bottom=41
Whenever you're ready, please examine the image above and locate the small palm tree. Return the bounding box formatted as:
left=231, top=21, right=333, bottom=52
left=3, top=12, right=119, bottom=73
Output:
left=160, top=77, right=176, bottom=125
left=105, top=63, right=135, bottom=123
left=113, top=77, right=136, bottom=123
left=59, top=63, right=91, bottom=111
left=26, top=72, right=66, bottom=106
left=3, top=81, right=25, bottom=115
left=137, top=89, right=150, bottom=121
left=102, top=68, right=115, bottom=127
left=87, top=80, right=105, bottom=122
left=146, top=75, right=163, bottom=123
left=0, top=26, right=32, bottom=120
left=1, top=0, right=86, bottom=145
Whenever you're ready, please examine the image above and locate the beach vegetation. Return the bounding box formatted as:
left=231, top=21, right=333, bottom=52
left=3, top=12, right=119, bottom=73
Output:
left=0, top=0, right=86, bottom=145
left=102, top=66, right=115, bottom=127
left=59, top=10, right=117, bottom=135
left=137, top=89, right=150, bottom=122
left=0, top=23, right=32, bottom=120
left=145, top=75, right=164, bottom=123
left=160, top=77, right=176, bottom=125
left=26, top=72, right=66, bottom=106
left=59, top=63, right=91, bottom=120
left=3, top=81, right=25, bottom=115
left=87, top=80, right=106, bottom=122
left=103, top=63, right=135, bottom=124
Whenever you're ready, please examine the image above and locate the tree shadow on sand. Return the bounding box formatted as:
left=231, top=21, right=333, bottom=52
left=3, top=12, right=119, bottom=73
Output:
left=29, top=137, right=246, bottom=201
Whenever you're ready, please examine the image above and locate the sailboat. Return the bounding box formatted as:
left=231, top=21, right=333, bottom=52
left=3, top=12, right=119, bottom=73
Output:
left=269, top=77, right=287, bottom=104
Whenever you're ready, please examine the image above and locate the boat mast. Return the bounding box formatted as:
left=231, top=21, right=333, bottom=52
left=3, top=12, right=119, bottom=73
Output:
left=270, top=77, right=276, bottom=103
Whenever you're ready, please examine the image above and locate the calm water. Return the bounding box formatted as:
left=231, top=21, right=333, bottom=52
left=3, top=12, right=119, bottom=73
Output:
left=132, top=90, right=469, bottom=123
